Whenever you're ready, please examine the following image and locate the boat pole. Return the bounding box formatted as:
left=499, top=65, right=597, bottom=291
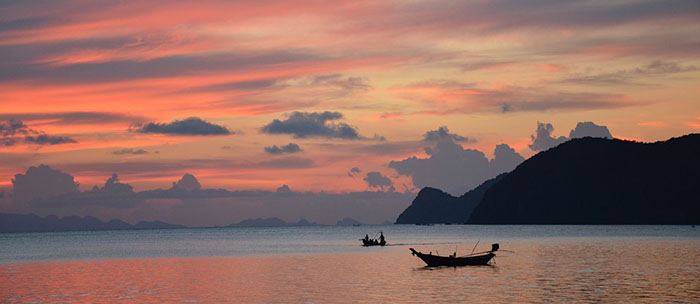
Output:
left=470, top=239, right=480, bottom=255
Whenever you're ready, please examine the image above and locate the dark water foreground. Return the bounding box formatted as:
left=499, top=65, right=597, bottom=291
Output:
left=1, top=226, right=698, bottom=303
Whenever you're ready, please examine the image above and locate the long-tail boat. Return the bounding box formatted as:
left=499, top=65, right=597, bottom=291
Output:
left=360, top=232, right=386, bottom=246
left=410, top=243, right=499, bottom=266
left=361, top=238, right=386, bottom=246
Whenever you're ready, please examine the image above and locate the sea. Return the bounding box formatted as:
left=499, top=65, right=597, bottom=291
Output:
left=1, top=225, right=699, bottom=303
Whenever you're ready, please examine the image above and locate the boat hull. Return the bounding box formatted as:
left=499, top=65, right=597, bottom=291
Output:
left=410, top=248, right=494, bottom=266
left=361, top=239, right=386, bottom=246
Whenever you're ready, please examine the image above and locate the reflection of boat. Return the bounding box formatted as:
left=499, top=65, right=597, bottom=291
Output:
left=410, top=243, right=499, bottom=267
left=360, top=232, right=386, bottom=246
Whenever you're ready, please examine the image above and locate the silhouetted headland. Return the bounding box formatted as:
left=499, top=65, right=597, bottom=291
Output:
left=395, top=174, right=504, bottom=224
left=397, top=134, right=700, bottom=225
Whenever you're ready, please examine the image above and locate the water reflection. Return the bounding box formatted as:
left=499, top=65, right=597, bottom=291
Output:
left=3, top=240, right=699, bottom=303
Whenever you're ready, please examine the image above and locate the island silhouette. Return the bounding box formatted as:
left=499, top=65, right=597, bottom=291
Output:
left=397, top=134, right=700, bottom=225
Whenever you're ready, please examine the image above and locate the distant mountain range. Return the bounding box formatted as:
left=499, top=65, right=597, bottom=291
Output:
left=0, top=213, right=184, bottom=233
left=0, top=213, right=367, bottom=233
left=397, top=134, right=700, bottom=225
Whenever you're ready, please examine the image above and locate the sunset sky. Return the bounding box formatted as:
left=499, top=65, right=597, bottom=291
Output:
left=1, top=0, right=699, bottom=225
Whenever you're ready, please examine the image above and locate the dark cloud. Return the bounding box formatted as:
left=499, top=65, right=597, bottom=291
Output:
left=0, top=120, right=30, bottom=137
left=529, top=121, right=613, bottom=151
left=501, top=103, right=513, bottom=113
left=100, top=174, right=135, bottom=195
left=24, top=134, right=77, bottom=145
left=276, top=184, right=292, bottom=193
left=264, top=142, right=303, bottom=154
left=389, top=136, right=524, bottom=195
left=171, top=173, right=202, bottom=191
left=131, top=117, right=231, bottom=136
left=363, top=172, right=395, bottom=192
left=112, top=148, right=148, bottom=155
left=423, top=126, right=473, bottom=142
left=261, top=111, right=365, bottom=139
left=11, top=165, right=80, bottom=202
left=1, top=119, right=76, bottom=146
left=347, top=167, right=361, bottom=178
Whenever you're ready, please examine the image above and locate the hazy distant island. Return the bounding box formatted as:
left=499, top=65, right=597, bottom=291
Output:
left=227, top=217, right=318, bottom=227
left=398, top=134, right=700, bottom=225
left=335, top=217, right=363, bottom=226
left=226, top=217, right=364, bottom=227
left=0, top=213, right=184, bottom=233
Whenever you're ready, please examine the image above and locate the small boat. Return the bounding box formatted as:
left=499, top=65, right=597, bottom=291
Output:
left=361, top=238, right=386, bottom=246
left=410, top=243, right=499, bottom=267
left=360, top=232, right=386, bottom=246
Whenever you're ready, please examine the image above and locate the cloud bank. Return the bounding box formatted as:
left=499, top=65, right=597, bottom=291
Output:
left=11, top=165, right=80, bottom=202
left=389, top=135, right=525, bottom=195
left=6, top=165, right=411, bottom=225
left=530, top=121, right=613, bottom=151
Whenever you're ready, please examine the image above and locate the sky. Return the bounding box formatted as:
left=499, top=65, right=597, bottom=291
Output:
left=1, top=0, right=699, bottom=225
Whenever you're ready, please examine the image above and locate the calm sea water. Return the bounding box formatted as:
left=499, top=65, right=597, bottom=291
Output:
left=1, top=225, right=699, bottom=303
